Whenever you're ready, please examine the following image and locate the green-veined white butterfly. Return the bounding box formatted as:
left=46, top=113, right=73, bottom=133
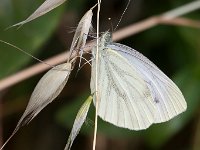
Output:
left=90, top=31, right=187, bottom=130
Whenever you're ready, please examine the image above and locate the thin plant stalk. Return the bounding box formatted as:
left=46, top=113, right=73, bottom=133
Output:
left=93, top=0, right=101, bottom=150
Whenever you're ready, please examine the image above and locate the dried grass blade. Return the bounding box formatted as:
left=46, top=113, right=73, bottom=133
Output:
left=11, top=0, right=67, bottom=27
left=0, top=63, right=71, bottom=150
left=64, top=95, right=93, bottom=150
left=68, top=4, right=97, bottom=62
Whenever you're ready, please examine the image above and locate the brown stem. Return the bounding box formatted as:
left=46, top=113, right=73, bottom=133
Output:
left=0, top=16, right=200, bottom=91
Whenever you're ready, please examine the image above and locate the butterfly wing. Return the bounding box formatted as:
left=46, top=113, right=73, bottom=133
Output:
left=91, top=46, right=156, bottom=130
left=110, top=43, right=187, bottom=123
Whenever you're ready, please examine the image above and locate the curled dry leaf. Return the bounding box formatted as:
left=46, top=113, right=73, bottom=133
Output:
left=0, top=62, right=71, bottom=150
left=68, top=4, right=96, bottom=62
left=11, top=0, right=67, bottom=27
left=64, top=96, right=93, bottom=150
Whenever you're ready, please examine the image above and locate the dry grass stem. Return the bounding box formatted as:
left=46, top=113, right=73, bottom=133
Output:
left=93, top=1, right=101, bottom=150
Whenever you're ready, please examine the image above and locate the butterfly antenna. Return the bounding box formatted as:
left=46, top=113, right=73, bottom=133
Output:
left=114, top=0, right=131, bottom=31
left=107, top=17, right=114, bottom=33
left=0, top=40, right=55, bottom=68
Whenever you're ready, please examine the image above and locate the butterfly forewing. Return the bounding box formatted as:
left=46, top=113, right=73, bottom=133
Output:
left=109, top=43, right=187, bottom=123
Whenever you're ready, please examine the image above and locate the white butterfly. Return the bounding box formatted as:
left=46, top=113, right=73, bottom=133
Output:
left=90, top=32, right=187, bottom=130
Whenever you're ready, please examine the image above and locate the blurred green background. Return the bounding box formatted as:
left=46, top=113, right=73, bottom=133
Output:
left=0, top=0, right=200, bottom=150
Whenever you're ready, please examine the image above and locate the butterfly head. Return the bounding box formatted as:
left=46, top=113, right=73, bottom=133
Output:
left=99, top=31, right=112, bottom=47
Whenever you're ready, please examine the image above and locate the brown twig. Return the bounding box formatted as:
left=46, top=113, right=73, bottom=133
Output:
left=0, top=16, right=200, bottom=91
left=0, top=52, right=66, bottom=91
left=1, top=0, right=200, bottom=91
left=112, top=16, right=200, bottom=42
left=160, top=17, right=200, bottom=28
